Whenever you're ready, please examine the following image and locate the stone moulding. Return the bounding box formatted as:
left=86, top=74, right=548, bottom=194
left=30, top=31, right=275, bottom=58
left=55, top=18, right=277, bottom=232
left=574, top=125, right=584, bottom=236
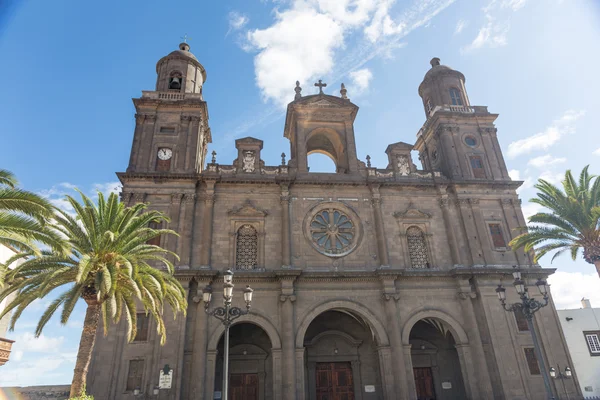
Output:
left=0, top=337, right=15, bottom=366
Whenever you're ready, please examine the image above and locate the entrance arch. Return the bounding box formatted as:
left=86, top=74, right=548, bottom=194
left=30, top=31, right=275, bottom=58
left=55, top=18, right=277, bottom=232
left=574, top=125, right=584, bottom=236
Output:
left=403, top=310, right=470, bottom=400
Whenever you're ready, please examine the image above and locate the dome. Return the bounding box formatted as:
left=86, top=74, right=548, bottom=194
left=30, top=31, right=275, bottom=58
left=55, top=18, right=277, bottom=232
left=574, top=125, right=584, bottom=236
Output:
left=156, top=42, right=207, bottom=82
left=423, top=57, right=464, bottom=81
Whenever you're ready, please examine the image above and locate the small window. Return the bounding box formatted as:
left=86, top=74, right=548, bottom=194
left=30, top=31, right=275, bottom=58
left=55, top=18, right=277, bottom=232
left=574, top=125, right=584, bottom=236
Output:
left=159, top=127, right=176, bottom=134
left=169, top=74, right=182, bottom=90
left=236, top=224, right=258, bottom=270
left=406, top=226, right=430, bottom=269
left=524, top=348, right=541, bottom=375
left=134, top=313, right=149, bottom=342
left=469, top=155, right=485, bottom=178
left=425, top=99, right=433, bottom=115
left=126, top=359, right=145, bottom=391
left=449, top=88, right=463, bottom=106
left=147, top=221, right=161, bottom=246
left=464, top=136, right=477, bottom=147
left=489, top=223, right=507, bottom=249
left=514, top=308, right=529, bottom=332
left=585, top=332, right=600, bottom=355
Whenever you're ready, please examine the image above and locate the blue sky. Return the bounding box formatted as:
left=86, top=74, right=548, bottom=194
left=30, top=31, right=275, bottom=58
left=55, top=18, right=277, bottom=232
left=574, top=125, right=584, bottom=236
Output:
left=1, top=0, right=600, bottom=387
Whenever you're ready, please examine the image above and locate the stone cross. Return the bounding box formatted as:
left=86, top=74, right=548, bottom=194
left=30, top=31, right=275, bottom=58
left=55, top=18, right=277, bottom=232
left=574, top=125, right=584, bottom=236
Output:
left=314, top=80, right=327, bottom=94
left=181, top=34, right=191, bottom=43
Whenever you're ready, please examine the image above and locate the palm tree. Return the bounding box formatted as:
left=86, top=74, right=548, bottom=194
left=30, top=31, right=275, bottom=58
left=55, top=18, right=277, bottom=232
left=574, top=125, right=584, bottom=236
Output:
left=509, top=165, right=600, bottom=278
left=0, top=169, right=66, bottom=283
left=0, top=191, right=187, bottom=398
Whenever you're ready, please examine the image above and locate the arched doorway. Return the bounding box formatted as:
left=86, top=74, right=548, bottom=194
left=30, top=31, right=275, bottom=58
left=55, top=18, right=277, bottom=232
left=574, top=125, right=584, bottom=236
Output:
left=302, top=310, right=384, bottom=400
left=214, top=323, right=274, bottom=400
left=409, top=319, right=467, bottom=400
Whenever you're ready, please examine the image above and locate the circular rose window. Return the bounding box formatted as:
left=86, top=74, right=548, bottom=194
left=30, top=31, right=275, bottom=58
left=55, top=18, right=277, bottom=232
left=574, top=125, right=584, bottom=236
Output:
left=305, top=204, right=361, bottom=257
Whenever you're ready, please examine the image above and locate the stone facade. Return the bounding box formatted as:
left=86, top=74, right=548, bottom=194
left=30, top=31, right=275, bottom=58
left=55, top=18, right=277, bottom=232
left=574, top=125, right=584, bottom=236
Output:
left=87, top=45, right=581, bottom=400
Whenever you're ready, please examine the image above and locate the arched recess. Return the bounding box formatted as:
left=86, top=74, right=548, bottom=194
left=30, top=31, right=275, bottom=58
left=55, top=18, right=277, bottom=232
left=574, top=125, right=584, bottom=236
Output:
left=401, top=308, right=469, bottom=346
left=208, top=312, right=282, bottom=351
left=295, top=299, right=390, bottom=348
left=305, top=128, right=348, bottom=173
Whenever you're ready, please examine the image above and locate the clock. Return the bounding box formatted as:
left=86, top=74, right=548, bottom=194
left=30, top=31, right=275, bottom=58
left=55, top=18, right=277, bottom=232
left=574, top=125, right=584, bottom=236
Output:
left=158, top=148, right=172, bottom=160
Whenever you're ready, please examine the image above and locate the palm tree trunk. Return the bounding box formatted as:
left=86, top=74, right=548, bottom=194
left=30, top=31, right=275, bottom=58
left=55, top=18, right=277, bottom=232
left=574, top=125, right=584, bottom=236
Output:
left=70, top=302, right=100, bottom=398
left=595, top=260, right=600, bottom=279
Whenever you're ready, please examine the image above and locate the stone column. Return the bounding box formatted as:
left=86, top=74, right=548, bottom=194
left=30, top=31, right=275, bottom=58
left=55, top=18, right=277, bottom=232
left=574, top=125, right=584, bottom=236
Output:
left=279, top=274, right=297, bottom=398
left=500, top=198, right=527, bottom=265
left=381, top=277, right=409, bottom=399
left=376, top=345, right=395, bottom=400
left=469, top=198, right=493, bottom=264
left=370, top=185, right=390, bottom=267
left=178, top=115, right=192, bottom=171
left=189, top=278, right=212, bottom=400
left=438, top=196, right=460, bottom=265
left=204, top=349, right=218, bottom=399
left=455, top=344, right=482, bottom=399
left=280, top=185, right=291, bottom=267
left=167, top=194, right=183, bottom=259
left=295, top=348, right=306, bottom=400
left=456, top=198, right=484, bottom=266
left=138, top=114, right=157, bottom=171
left=271, top=348, right=283, bottom=399
left=403, top=344, right=417, bottom=400
left=200, top=182, right=216, bottom=268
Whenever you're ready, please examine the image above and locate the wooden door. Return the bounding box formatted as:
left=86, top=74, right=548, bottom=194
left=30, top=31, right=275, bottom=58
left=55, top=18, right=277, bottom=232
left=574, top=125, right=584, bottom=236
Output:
left=413, top=367, right=436, bottom=400
left=230, top=373, right=259, bottom=400
left=315, top=362, right=355, bottom=400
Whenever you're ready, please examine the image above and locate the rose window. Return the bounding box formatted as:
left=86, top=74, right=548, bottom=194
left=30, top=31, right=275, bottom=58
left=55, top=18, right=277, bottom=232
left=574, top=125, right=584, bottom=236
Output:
left=309, top=209, right=356, bottom=256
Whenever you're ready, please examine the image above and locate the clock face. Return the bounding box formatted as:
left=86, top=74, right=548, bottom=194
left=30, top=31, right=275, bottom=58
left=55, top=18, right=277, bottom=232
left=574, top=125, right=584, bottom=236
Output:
left=158, top=148, right=172, bottom=160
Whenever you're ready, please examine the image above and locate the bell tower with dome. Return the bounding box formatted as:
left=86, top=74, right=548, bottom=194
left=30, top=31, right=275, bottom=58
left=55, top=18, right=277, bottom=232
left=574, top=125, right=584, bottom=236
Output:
left=415, top=57, right=509, bottom=181
left=126, top=42, right=211, bottom=175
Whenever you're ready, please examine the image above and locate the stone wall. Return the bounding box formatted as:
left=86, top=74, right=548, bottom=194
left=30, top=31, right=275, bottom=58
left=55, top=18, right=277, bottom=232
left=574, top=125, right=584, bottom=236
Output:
left=1, top=386, right=71, bottom=400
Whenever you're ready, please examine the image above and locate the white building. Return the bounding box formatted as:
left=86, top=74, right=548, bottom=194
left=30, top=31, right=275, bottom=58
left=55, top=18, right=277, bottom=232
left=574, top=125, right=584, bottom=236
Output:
left=0, top=244, right=17, bottom=365
left=557, top=298, right=600, bottom=398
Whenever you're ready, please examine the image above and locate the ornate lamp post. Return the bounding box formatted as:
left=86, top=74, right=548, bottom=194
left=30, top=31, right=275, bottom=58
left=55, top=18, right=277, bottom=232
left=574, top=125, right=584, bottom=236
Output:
left=550, top=365, right=572, bottom=400
left=202, top=269, right=254, bottom=400
left=496, top=268, right=554, bottom=399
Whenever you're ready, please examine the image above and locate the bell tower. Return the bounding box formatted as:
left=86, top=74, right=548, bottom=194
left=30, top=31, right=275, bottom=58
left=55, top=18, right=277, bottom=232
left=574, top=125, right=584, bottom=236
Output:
left=126, top=42, right=211, bottom=174
left=414, top=58, right=509, bottom=181
left=283, top=81, right=362, bottom=174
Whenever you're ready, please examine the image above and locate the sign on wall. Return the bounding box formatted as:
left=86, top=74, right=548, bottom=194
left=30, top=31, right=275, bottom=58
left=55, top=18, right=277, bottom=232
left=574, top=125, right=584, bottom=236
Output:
left=159, top=365, right=173, bottom=389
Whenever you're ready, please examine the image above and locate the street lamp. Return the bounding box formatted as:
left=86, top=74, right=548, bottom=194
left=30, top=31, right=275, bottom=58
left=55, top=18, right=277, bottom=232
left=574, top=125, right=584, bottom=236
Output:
left=549, top=365, right=572, bottom=400
left=496, top=267, right=554, bottom=399
left=203, top=269, right=253, bottom=400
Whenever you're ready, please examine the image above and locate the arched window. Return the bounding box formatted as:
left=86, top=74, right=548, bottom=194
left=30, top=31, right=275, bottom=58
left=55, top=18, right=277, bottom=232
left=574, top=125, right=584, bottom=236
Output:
left=169, top=72, right=182, bottom=90
left=407, top=226, right=430, bottom=268
left=236, top=224, right=258, bottom=270
left=449, top=88, right=463, bottom=106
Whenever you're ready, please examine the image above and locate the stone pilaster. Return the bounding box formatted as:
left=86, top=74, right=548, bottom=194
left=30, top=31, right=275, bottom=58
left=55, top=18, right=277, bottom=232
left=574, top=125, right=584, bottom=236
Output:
left=178, top=193, right=197, bottom=267
left=280, top=185, right=291, bottom=267
left=127, top=113, right=146, bottom=172
left=370, top=185, right=389, bottom=267
left=189, top=278, right=212, bottom=400
left=438, top=196, right=460, bottom=265
left=199, top=182, right=216, bottom=268
left=279, top=275, right=297, bottom=398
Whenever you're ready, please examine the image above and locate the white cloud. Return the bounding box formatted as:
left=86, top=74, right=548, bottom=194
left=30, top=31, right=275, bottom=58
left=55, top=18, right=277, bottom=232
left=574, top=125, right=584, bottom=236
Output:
left=508, top=169, right=533, bottom=194
left=593, top=148, right=600, bottom=156
left=507, top=110, right=585, bottom=158
left=508, top=169, right=520, bottom=180
left=227, top=11, right=249, bottom=35
left=15, top=332, right=64, bottom=353
left=349, top=68, right=373, bottom=92
left=242, top=0, right=456, bottom=107
left=521, top=202, right=542, bottom=221
left=502, top=0, right=528, bottom=11
left=39, top=181, right=122, bottom=215
left=462, top=15, right=509, bottom=52
left=527, top=154, right=567, bottom=168
left=538, top=170, right=564, bottom=185
left=549, top=270, right=600, bottom=309
left=454, top=19, right=467, bottom=34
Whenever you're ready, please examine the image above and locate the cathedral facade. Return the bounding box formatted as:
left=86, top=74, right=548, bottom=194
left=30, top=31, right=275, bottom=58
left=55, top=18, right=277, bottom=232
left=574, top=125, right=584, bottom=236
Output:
left=87, top=43, right=581, bottom=400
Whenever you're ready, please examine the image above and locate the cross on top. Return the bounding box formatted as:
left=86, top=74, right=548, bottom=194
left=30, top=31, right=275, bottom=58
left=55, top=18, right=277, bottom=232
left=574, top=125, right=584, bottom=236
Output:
left=314, top=80, right=327, bottom=94
left=180, top=34, right=191, bottom=43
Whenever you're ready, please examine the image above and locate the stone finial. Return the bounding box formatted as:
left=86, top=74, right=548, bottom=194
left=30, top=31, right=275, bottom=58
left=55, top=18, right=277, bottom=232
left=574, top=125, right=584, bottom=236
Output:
left=211, top=150, right=217, bottom=164
left=281, top=152, right=286, bottom=166
left=294, top=81, right=302, bottom=100
left=340, top=83, right=348, bottom=99
left=430, top=57, right=441, bottom=68
left=366, top=155, right=371, bottom=168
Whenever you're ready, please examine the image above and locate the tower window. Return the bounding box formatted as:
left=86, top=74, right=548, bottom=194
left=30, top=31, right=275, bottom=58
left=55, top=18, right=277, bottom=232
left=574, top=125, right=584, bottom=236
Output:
left=584, top=332, right=600, bottom=355
left=169, top=72, right=183, bottom=90
left=406, top=226, right=430, bottom=269
left=514, top=308, right=529, bottom=332
left=469, top=155, right=485, bottom=178
left=235, top=224, right=258, bottom=270
left=425, top=98, right=433, bottom=115
left=126, top=359, right=145, bottom=391
left=464, top=136, right=477, bottom=147
left=134, top=313, right=149, bottom=342
left=449, top=88, right=463, bottom=106
left=524, top=348, right=541, bottom=375
left=488, top=223, right=507, bottom=248
left=147, top=221, right=161, bottom=246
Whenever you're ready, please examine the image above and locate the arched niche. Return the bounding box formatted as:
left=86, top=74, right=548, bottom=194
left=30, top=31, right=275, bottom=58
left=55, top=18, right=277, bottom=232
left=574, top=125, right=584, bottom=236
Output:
left=305, top=128, right=348, bottom=173
left=401, top=308, right=469, bottom=346
left=207, top=312, right=282, bottom=351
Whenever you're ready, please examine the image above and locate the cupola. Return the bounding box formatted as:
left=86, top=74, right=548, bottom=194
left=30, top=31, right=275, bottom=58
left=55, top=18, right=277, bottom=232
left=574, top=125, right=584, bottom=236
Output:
left=418, top=57, right=469, bottom=117
left=155, top=42, right=207, bottom=94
